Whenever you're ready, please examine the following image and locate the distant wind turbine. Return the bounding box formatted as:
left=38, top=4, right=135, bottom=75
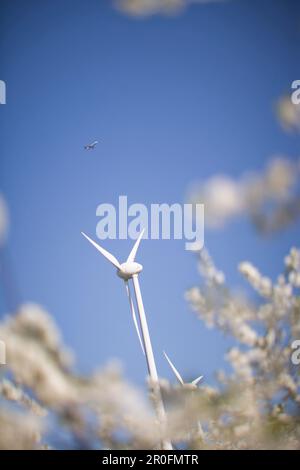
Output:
left=163, top=351, right=203, bottom=389
left=81, top=229, right=172, bottom=450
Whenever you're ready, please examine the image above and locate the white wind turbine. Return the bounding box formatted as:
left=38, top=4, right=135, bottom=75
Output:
left=163, top=351, right=205, bottom=441
left=81, top=229, right=172, bottom=450
left=163, top=351, right=203, bottom=389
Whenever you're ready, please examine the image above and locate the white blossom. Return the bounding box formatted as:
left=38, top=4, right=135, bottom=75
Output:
left=277, top=96, right=300, bottom=132
left=189, top=157, right=300, bottom=232
left=114, top=0, right=224, bottom=17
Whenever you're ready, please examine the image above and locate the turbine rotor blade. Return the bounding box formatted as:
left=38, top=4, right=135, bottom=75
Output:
left=192, top=375, right=203, bottom=386
left=125, top=281, right=145, bottom=355
left=163, top=351, right=184, bottom=385
left=81, top=232, right=121, bottom=269
left=127, top=229, right=145, bottom=263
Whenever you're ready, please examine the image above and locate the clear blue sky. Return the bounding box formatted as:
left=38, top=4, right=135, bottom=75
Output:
left=0, top=0, right=299, bottom=387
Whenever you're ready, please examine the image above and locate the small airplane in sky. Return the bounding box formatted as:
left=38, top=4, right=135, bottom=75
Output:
left=84, top=140, right=98, bottom=150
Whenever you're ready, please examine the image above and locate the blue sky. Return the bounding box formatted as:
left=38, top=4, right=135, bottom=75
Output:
left=0, top=0, right=299, bottom=387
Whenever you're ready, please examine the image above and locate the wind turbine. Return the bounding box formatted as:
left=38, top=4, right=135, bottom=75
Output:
left=81, top=229, right=172, bottom=449
left=163, top=351, right=203, bottom=389
left=163, top=351, right=205, bottom=441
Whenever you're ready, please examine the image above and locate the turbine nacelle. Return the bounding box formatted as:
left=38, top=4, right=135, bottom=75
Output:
left=117, top=262, right=143, bottom=280
left=81, top=230, right=145, bottom=275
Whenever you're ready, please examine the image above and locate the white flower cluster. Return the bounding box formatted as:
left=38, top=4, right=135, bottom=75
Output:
left=186, top=246, right=300, bottom=449
left=189, top=157, right=300, bottom=232
left=186, top=249, right=257, bottom=346
left=0, top=304, right=163, bottom=449
left=0, top=409, right=42, bottom=450
left=285, top=248, right=300, bottom=287
left=277, top=96, right=300, bottom=132
left=114, top=0, right=222, bottom=17
left=238, top=262, right=272, bottom=298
